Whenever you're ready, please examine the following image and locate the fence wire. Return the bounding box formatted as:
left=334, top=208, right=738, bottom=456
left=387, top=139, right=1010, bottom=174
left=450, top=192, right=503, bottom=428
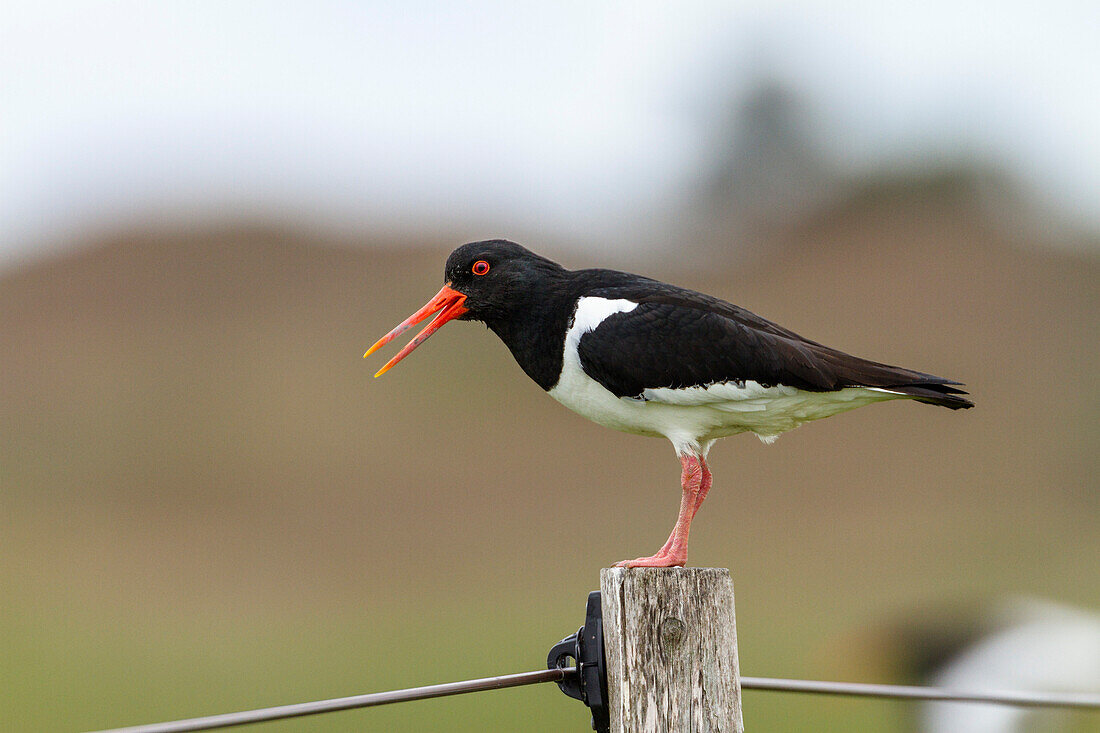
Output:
left=90, top=669, right=568, bottom=733
left=88, top=669, right=1100, bottom=733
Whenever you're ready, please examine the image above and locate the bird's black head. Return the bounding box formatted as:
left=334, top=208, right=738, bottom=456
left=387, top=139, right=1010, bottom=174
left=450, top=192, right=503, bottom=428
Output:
left=443, top=239, right=565, bottom=323
left=365, top=239, right=565, bottom=376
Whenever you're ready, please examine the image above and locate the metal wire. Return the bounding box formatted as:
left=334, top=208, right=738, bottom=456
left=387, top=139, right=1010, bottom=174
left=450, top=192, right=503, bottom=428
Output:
left=87, top=669, right=569, bottom=733
left=740, top=676, right=1100, bottom=710
left=85, top=669, right=1100, bottom=733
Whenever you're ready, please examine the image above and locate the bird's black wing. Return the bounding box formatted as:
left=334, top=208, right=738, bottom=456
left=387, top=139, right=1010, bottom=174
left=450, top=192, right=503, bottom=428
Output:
left=581, top=272, right=827, bottom=343
left=575, top=296, right=972, bottom=409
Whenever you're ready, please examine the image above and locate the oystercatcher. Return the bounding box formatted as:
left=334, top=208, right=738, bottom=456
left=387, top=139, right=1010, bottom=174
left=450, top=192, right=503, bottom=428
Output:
left=365, top=240, right=972, bottom=568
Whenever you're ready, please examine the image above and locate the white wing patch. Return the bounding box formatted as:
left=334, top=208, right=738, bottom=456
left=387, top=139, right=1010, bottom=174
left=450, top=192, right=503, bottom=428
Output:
left=643, top=381, right=799, bottom=411
left=567, top=297, right=639, bottom=342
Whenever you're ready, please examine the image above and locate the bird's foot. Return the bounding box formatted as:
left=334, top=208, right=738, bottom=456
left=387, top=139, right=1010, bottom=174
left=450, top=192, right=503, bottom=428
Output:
left=613, top=552, right=686, bottom=568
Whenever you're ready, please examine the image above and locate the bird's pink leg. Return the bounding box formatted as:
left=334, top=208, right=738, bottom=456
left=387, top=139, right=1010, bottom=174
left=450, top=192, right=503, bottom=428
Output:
left=652, top=455, right=712, bottom=556
left=690, top=457, right=712, bottom=520
left=615, top=454, right=709, bottom=568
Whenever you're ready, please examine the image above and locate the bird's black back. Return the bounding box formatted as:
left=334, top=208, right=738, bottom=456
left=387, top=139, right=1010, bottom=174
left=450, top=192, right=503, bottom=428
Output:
left=570, top=269, right=973, bottom=409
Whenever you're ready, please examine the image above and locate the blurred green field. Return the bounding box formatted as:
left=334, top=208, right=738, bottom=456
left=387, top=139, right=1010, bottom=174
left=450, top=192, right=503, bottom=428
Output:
left=3, top=189, right=1098, bottom=731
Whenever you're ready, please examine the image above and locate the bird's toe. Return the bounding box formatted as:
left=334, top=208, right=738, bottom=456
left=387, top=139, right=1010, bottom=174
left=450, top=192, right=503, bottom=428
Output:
left=613, top=553, right=685, bottom=568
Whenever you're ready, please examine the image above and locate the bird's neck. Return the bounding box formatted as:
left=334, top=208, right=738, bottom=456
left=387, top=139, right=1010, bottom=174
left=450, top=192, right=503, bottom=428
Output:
left=484, top=276, right=578, bottom=391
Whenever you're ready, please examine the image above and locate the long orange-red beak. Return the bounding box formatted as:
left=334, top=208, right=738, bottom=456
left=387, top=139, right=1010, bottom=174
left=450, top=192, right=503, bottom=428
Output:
left=364, top=284, right=469, bottom=377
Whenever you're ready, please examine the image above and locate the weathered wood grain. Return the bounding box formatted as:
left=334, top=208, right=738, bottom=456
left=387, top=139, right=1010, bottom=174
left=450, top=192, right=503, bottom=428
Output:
left=601, top=567, right=743, bottom=733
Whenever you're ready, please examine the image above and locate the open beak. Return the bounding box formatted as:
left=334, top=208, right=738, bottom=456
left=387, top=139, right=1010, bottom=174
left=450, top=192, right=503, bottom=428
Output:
left=364, top=284, right=469, bottom=377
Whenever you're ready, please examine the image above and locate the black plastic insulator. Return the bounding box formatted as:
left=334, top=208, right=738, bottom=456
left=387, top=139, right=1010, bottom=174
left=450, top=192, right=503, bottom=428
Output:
left=547, top=591, right=609, bottom=733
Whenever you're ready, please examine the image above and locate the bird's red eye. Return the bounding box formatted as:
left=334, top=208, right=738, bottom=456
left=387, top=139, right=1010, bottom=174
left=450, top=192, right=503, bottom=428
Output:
left=472, top=260, right=490, bottom=276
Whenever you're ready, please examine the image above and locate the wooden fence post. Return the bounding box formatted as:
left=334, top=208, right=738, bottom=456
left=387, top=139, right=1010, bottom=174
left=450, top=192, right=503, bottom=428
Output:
left=601, top=567, right=743, bottom=733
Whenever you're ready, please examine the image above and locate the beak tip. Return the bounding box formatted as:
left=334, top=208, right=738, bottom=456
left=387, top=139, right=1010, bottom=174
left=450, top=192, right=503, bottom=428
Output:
left=364, top=284, right=467, bottom=379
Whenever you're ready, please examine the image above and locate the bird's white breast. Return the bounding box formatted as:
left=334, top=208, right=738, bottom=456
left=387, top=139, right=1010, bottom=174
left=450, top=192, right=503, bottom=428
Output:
left=548, top=297, right=730, bottom=454
left=548, top=297, right=650, bottom=431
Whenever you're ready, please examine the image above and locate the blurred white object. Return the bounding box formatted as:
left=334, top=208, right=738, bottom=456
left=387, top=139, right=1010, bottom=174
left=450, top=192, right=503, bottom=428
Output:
left=921, top=599, right=1100, bottom=733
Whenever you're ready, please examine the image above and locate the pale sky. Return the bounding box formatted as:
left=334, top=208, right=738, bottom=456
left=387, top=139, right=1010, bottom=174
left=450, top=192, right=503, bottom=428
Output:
left=2, top=1, right=1098, bottom=265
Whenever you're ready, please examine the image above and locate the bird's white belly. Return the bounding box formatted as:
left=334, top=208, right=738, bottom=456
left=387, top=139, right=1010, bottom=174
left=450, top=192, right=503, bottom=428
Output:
left=549, top=363, right=740, bottom=450
left=547, top=296, right=903, bottom=454
left=550, top=363, right=896, bottom=452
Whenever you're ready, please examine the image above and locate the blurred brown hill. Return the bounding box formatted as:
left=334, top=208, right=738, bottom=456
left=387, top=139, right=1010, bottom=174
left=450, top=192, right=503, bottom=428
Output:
left=3, top=187, right=1098, bottom=731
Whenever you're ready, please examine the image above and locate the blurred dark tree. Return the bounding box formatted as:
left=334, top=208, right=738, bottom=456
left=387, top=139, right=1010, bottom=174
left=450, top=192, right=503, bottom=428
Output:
left=695, top=80, right=840, bottom=244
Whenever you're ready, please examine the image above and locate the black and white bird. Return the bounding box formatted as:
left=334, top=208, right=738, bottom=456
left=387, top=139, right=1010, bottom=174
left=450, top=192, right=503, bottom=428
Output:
left=365, top=240, right=973, bottom=567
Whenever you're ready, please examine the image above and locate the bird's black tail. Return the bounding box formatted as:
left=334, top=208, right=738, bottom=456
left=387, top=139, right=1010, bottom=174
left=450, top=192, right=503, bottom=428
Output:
left=886, top=382, right=974, bottom=410
left=814, top=348, right=974, bottom=410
